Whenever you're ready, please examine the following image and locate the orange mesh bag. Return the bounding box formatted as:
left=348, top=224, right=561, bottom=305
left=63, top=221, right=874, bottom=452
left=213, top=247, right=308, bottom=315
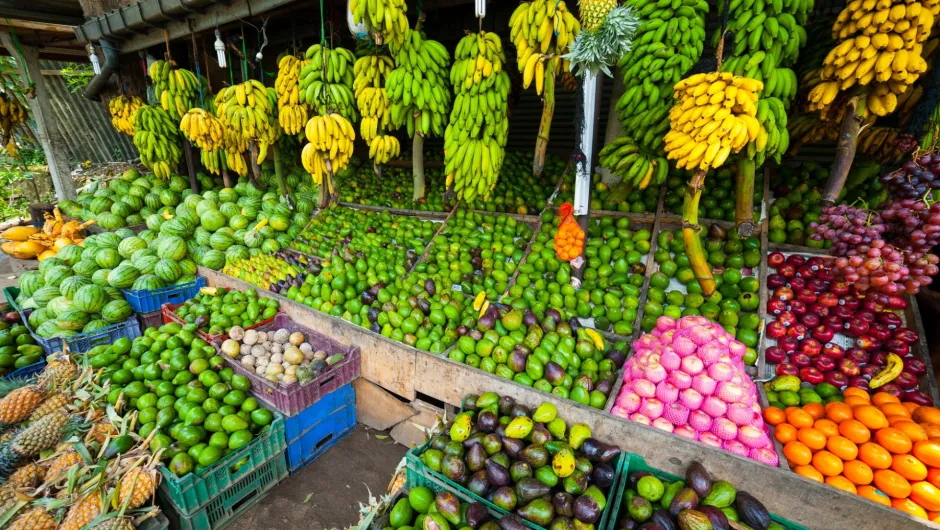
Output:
left=553, top=202, right=584, bottom=261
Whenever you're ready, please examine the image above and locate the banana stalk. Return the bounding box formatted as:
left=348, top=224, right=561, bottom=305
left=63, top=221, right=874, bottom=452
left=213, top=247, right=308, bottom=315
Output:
left=534, top=65, right=556, bottom=176
left=735, top=158, right=755, bottom=236
left=822, top=94, right=868, bottom=204
left=273, top=143, right=288, bottom=197
left=682, top=169, right=716, bottom=295
left=413, top=134, right=425, bottom=201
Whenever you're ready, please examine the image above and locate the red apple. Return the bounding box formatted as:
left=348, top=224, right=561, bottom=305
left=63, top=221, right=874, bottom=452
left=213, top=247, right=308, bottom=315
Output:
left=833, top=305, right=854, bottom=320
left=778, top=264, right=797, bottom=278
left=831, top=282, right=851, bottom=297
left=817, top=292, right=839, bottom=308
left=903, top=389, right=933, bottom=406
left=765, top=346, right=788, bottom=364
left=893, top=328, right=919, bottom=344
left=787, top=255, right=807, bottom=267
left=822, top=343, right=845, bottom=360
left=808, top=278, right=828, bottom=293
left=788, top=300, right=807, bottom=315
left=824, top=371, right=849, bottom=389
left=856, top=309, right=876, bottom=324
left=846, top=348, right=870, bottom=365
left=870, top=351, right=889, bottom=366
left=883, top=339, right=910, bottom=356
left=800, top=313, right=821, bottom=329
left=812, top=325, right=835, bottom=343
left=849, top=376, right=871, bottom=392
left=885, top=295, right=908, bottom=310
left=807, top=257, right=827, bottom=269
left=838, top=358, right=862, bottom=377
left=861, top=364, right=882, bottom=379
left=894, top=371, right=919, bottom=390
left=868, top=324, right=892, bottom=342
left=857, top=335, right=879, bottom=351
left=801, top=338, right=823, bottom=357
left=823, top=315, right=844, bottom=333
left=767, top=321, right=787, bottom=339
left=861, top=300, right=885, bottom=313
left=813, top=355, right=836, bottom=372
left=877, top=312, right=903, bottom=329
left=767, top=274, right=787, bottom=289
left=767, top=298, right=787, bottom=315
left=800, top=367, right=825, bottom=385
left=776, top=362, right=799, bottom=376
left=769, top=252, right=785, bottom=268
left=791, top=351, right=813, bottom=368
left=774, top=286, right=794, bottom=301
left=816, top=268, right=835, bottom=282
left=778, top=335, right=800, bottom=353
left=844, top=318, right=870, bottom=338
left=797, top=289, right=817, bottom=304
left=788, top=277, right=807, bottom=291
left=787, top=323, right=809, bottom=340
left=778, top=311, right=797, bottom=327
left=842, top=297, right=860, bottom=310
left=797, top=265, right=816, bottom=279
left=905, top=358, right=927, bottom=376
left=880, top=383, right=903, bottom=397
left=808, top=303, right=830, bottom=318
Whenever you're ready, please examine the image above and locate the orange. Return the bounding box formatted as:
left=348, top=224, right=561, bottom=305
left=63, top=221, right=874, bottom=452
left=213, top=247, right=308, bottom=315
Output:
left=924, top=425, right=940, bottom=439
left=784, top=406, right=800, bottom=415
left=774, top=423, right=797, bottom=444
left=854, top=405, right=889, bottom=430
left=763, top=406, right=786, bottom=426
left=891, top=497, right=928, bottom=519
left=843, top=459, right=874, bottom=485
left=845, top=396, right=871, bottom=408
left=911, top=481, right=940, bottom=511
left=892, top=454, right=928, bottom=481
left=826, top=402, right=854, bottom=424
left=905, top=402, right=923, bottom=415
left=798, top=427, right=828, bottom=451
left=812, top=450, right=844, bottom=477
left=804, top=402, right=825, bottom=420
left=794, top=464, right=824, bottom=482
left=784, top=441, right=813, bottom=466
left=814, top=419, right=839, bottom=438
left=873, top=392, right=901, bottom=406
left=873, top=469, right=913, bottom=498
left=827, top=435, right=859, bottom=461
left=787, top=408, right=815, bottom=429
left=894, top=420, right=929, bottom=443
left=929, top=468, right=940, bottom=489
left=825, top=475, right=857, bottom=494
left=913, top=406, right=940, bottom=426
left=839, top=419, right=872, bottom=444
left=875, top=427, right=913, bottom=454
left=844, top=387, right=871, bottom=401
left=857, top=485, right=892, bottom=506
left=880, top=402, right=911, bottom=419
left=887, top=415, right=913, bottom=426
left=913, top=440, right=940, bottom=467
left=859, top=442, right=893, bottom=470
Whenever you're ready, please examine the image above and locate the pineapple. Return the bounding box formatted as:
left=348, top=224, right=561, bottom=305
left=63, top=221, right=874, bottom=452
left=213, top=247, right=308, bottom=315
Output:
left=37, top=357, right=78, bottom=390
left=118, top=467, right=158, bottom=509
left=29, top=393, right=69, bottom=422
left=59, top=491, right=101, bottom=530
left=91, top=517, right=135, bottom=530
left=8, top=507, right=57, bottom=530
left=0, top=386, right=45, bottom=425
left=579, top=0, right=617, bottom=31
left=12, top=411, right=69, bottom=457
left=8, top=462, right=44, bottom=488
left=45, top=450, right=83, bottom=481
left=85, top=421, right=117, bottom=444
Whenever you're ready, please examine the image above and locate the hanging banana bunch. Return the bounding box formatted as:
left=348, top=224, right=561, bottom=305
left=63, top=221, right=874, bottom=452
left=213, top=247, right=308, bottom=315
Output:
left=201, top=148, right=228, bottom=176
left=353, top=51, right=394, bottom=145
left=257, top=87, right=282, bottom=164
left=302, top=113, right=355, bottom=192
left=149, top=60, right=199, bottom=121
left=275, top=54, right=308, bottom=135
left=179, top=108, right=224, bottom=151
left=563, top=0, right=639, bottom=78
left=108, top=95, right=143, bottom=136
left=0, top=91, right=27, bottom=157
left=132, top=104, right=182, bottom=180
left=350, top=0, right=410, bottom=47
left=215, top=80, right=275, bottom=141
left=300, top=45, right=358, bottom=121
left=443, top=31, right=511, bottom=201
left=387, top=29, right=452, bottom=138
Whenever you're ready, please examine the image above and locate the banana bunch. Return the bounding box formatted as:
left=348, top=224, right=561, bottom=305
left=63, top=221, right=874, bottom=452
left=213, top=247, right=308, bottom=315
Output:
left=302, top=113, right=355, bottom=189
left=664, top=72, right=764, bottom=171
left=386, top=29, right=452, bottom=138
left=226, top=150, right=249, bottom=177
left=275, top=55, right=308, bottom=135
left=745, top=97, right=791, bottom=165
left=257, top=87, right=283, bottom=165
left=859, top=125, right=908, bottom=162
left=349, top=0, right=409, bottom=47
left=108, top=95, right=142, bottom=136
left=509, top=0, right=580, bottom=95
left=808, top=0, right=938, bottom=117
left=353, top=53, right=395, bottom=97
left=200, top=148, right=227, bottom=176
left=786, top=112, right=840, bottom=147
left=300, top=45, right=358, bottom=121
left=598, top=136, right=669, bottom=188
left=179, top=108, right=224, bottom=151
left=0, top=92, right=26, bottom=157
left=132, top=104, right=181, bottom=180
left=370, top=134, right=401, bottom=164
left=354, top=53, right=394, bottom=148
left=215, top=80, right=274, bottom=142
left=443, top=32, right=511, bottom=201
left=149, top=60, right=199, bottom=121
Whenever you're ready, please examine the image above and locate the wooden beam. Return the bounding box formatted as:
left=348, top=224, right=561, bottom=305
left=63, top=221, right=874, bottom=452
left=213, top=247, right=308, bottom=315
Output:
left=2, top=19, right=76, bottom=33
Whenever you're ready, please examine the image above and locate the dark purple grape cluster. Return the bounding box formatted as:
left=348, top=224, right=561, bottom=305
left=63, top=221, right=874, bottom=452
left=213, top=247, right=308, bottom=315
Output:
left=880, top=154, right=940, bottom=200
left=810, top=201, right=940, bottom=295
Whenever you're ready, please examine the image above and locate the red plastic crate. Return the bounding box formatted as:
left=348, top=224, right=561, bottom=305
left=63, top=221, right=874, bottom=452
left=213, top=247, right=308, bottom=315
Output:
left=214, top=314, right=360, bottom=416
left=161, top=303, right=278, bottom=343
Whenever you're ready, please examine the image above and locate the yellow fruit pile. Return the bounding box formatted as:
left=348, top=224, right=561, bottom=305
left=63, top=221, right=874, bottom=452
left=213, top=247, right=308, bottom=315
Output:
left=808, top=0, right=939, bottom=116
left=510, top=0, right=580, bottom=96
left=275, top=55, right=308, bottom=135
left=350, top=0, right=409, bottom=47
left=108, top=95, right=142, bottom=136
left=354, top=53, right=394, bottom=147
left=179, top=108, right=223, bottom=151
left=664, top=72, right=763, bottom=171
left=302, top=113, right=355, bottom=188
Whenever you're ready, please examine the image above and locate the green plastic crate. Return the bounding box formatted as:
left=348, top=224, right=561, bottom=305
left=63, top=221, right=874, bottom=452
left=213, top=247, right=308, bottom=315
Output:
left=138, top=511, right=169, bottom=530
left=405, top=440, right=625, bottom=530
left=157, top=412, right=286, bottom=516
left=608, top=453, right=807, bottom=530
left=161, top=451, right=287, bottom=530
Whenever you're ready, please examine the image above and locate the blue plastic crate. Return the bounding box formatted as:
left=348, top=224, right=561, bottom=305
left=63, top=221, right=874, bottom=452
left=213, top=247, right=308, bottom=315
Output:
left=123, top=276, right=206, bottom=313
left=285, top=383, right=357, bottom=473
left=32, top=316, right=141, bottom=355
left=3, top=359, right=46, bottom=380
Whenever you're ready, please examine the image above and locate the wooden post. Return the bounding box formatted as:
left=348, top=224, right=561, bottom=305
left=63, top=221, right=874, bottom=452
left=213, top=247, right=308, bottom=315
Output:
left=735, top=157, right=755, bottom=236
left=273, top=143, right=288, bottom=197
left=533, top=65, right=556, bottom=176
left=183, top=140, right=200, bottom=193
left=413, top=134, right=425, bottom=201
left=599, top=76, right=626, bottom=185
left=0, top=36, right=75, bottom=201
left=822, top=95, right=867, bottom=205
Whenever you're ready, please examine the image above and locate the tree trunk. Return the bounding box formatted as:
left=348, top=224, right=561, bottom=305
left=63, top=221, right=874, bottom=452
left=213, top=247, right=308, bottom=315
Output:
left=822, top=95, right=867, bottom=205
left=248, top=143, right=261, bottom=189
left=735, top=158, right=755, bottom=237
left=222, top=170, right=233, bottom=188
left=183, top=141, right=200, bottom=193
left=413, top=134, right=425, bottom=201
left=683, top=170, right=716, bottom=295
left=533, top=66, right=556, bottom=176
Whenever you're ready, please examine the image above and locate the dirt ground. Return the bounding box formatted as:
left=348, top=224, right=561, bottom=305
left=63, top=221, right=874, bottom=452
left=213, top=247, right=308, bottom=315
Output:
left=228, top=425, right=408, bottom=530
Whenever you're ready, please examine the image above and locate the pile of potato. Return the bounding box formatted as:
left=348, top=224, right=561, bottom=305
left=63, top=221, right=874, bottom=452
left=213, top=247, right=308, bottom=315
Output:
left=220, top=326, right=329, bottom=385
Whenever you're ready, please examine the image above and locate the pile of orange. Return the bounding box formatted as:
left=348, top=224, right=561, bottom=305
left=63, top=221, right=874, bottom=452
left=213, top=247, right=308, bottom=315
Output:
left=763, top=388, right=940, bottom=521
left=553, top=221, right=584, bottom=261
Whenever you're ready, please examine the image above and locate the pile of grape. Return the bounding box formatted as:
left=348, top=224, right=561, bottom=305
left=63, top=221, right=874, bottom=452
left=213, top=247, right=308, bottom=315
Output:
left=880, top=154, right=940, bottom=200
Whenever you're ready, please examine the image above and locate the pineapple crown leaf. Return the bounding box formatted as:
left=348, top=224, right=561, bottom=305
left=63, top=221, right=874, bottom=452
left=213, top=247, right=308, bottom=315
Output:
left=564, top=5, right=640, bottom=78
left=0, top=377, right=33, bottom=399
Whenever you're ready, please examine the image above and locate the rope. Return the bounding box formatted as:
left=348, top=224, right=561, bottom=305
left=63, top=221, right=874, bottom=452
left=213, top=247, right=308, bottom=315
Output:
left=164, top=29, right=173, bottom=63
left=5, top=25, right=32, bottom=88
left=320, top=0, right=327, bottom=45
left=240, top=25, right=248, bottom=82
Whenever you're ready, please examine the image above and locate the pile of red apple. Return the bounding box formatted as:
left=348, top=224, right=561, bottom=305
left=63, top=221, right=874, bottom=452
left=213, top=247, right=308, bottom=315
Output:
left=765, top=252, right=932, bottom=405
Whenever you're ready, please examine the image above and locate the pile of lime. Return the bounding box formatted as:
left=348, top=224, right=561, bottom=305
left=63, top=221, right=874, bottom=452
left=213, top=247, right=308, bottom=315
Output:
left=93, top=322, right=275, bottom=477
left=765, top=382, right=844, bottom=410
left=173, top=288, right=279, bottom=338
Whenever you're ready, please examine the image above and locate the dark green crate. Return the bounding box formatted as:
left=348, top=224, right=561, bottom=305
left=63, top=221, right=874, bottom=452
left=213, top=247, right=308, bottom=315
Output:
left=161, top=452, right=288, bottom=530
left=158, top=412, right=286, bottom=516
left=405, top=440, right=624, bottom=530
left=139, top=511, right=169, bottom=530
left=608, top=453, right=807, bottom=530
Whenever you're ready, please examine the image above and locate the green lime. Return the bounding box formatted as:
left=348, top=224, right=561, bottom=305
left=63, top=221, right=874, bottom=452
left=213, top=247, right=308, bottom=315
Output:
left=136, top=393, right=158, bottom=410
left=178, top=425, right=206, bottom=446
left=742, top=347, right=757, bottom=366
left=198, top=370, right=221, bottom=388
left=170, top=453, right=195, bottom=477
left=197, top=445, right=223, bottom=467
left=659, top=261, right=678, bottom=278
left=186, top=387, right=208, bottom=403
left=204, top=413, right=223, bottom=432
left=185, top=406, right=207, bottom=426
left=230, top=374, right=252, bottom=391
left=739, top=276, right=759, bottom=293
left=650, top=272, right=670, bottom=290
left=721, top=268, right=742, bottom=285
left=778, top=390, right=801, bottom=407
left=241, top=397, right=259, bottom=412
left=228, top=429, right=253, bottom=449
left=208, top=382, right=231, bottom=400
left=112, top=369, right=133, bottom=385
left=223, top=389, right=246, bottom=407
left=637, top=475, right=665, bottom=502
left=250, top=408, right=273, bottom=426
left=189, top=358, right=209, bottom=374
left=138, top=407, right=158, bottom=425
left=685, top=292, right=704, bottom=309
left=209, top=432, right=229, bottom=448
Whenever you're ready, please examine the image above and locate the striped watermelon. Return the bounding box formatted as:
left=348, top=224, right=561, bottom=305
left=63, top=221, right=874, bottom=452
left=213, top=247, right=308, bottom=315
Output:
left=107, top=264, right=140, bottom=289
left=97, top=212, right=126, bottom=229
left=101, top=300, right=133, bottom=323
left=220, top=203, right=240, bottom=219
left=81, top=245, right=99, bottom=262
left=33, top=286, right=61, bottom=308
left=225, top=245, right=249, bottom=263
left=118, top=237, right=148, bottom=258
left=169, top=175, right=189, bottom=192
left=146, top=214, right=164, bottom=232
left=72, top=259, right=99, bottom=277
left=73, top=284, right=107, bottom=313
left=56, top=245, right=84, bottom=266
left=160, top=189, right=180, bottom=206
left=229, top=214, right=249, bottom=230
left=28, top=308, right=51, bottom=330
left=154, top=259, right=183, bottom=283
left=243, top=230, right=262, bottom=248
left=103, top=286, right=124, bottom=301
left=175, top=275, right=197, bottom=285
left=115, top=228, right=136, bottom=239
left=195, top=200, right=218, bottom=218
left=46, top=297, right=75, bottom=318
left=159, top=218, right=188, bottom=237
left=200, top=249, right=225, bottom=270
left=138, top=230, right=157, bottom=243
left=39, top=257, right=66, bottom=274
left=261, top=239, right=281, bottom=253
left=131, top=275, right=165, bottom=291
left=91, top=269, right=112, bottom=287
left=183, top=193, right=203, bottom=209
left=200, top=210, right=227, bottom=231
left=95, top=248, right=122, bottom=269
left=218, top=188, right=237, bottom=203
left=56, top=310, right=90, bottom=331
left=83, top=320, right=110, bottom=333
left=96, top=232, right=122, bottom=249
left=178, top=259, right=198, bottom=276
left=36, top=321, right=63, bottom=339
left=43, top=266, right=72, bottom=288
left=157, top=236, right=187, bottom=261
left=209, top=231, right=234, bottom=251
left=60, top=276, right=91, bottom=300
left=111, top=201, right=134, bottom=218
left=131, top=248, right=156, bottom=261
left=133, top=255, right=160, bottom=275
left=18, top=271, right=44, bottom=298
left=126, top=214, right=143, bottom=226
left=194, top=227, right=212, bottom=247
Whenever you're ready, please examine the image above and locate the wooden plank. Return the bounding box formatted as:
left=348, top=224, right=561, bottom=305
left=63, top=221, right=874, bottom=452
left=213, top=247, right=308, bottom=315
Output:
left=757, top=166, right=772, bottom=379
left=353, top=379, right=417, bottom=431
left=904, top=295, right=940, bottom=406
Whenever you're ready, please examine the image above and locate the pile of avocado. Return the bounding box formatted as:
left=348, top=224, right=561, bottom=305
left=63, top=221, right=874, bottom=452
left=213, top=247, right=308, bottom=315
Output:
left=172, top=288, right=279, bottom=339
left=381, top=487, right=505, bottom=530
left=664, top=168, right=763, bottom=223
left=90, top=323, right=275, bottom=477
left=763, top=375, right=844, bottom=410
left=291, top=208, right=436, bottom=260
left=0, top=323, right=43, bottom=376
left=556, top=173, right=661, bottom=214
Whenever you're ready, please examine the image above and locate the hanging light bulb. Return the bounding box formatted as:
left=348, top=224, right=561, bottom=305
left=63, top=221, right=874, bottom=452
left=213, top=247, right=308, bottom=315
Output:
left=87, top=44, right=101, bottom=75
left=214, top=30, right=227, bottom=68
left=475, top=0, right=486, bottom=18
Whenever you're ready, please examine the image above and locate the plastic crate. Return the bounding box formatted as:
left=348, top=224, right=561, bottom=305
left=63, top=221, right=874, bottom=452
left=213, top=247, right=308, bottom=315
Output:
left=138, top=310, right=164, bottom=333
left=123, top=276, right=206, bottom=313
left=139, top=511, right=170, bottom=530
left=3, top=287, right=29, bottom=324
left=217, top=314, right=361, bottom=416
left=406, top=440, right=625, bottom=530
left=160, top=451, right=287, bottom=530
left=2, top=359, right=46, bottom=380
left=158, top=411, right=286, bottom=516
left=162, top=303, right=278, bottom=344
left=31, top=316, right=141, bottom=355
left=608, top=453, right=807, bottom=530
left=285, top=382, right=357, bottom=473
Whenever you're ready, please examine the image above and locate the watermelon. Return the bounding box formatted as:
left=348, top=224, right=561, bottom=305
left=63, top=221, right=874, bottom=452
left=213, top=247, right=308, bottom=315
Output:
left=131, top=248, right=156, bottom=261
left=145, top=214, right=164, bottom=232
left=122, top=194, right=144, bottom=210
left=154, top=259, right=183, bottom=283
left=39, top=258, right=66, bottom=274
left=103, top=286, right=125, bottom=301
left=138, top=230, right=157, bottom=243
left=126, top=214, right=143, bottom=226
left=261, top=239, right=281, bottom=253
left=200, top=210, right=227, bottom=231
left=81, top=245, right=99, bottom=262
left=133, top=255, right=160, bottom=275
left=118, top=237, right=148, bottom=259
left=97, top=212, right=126, bottom=230
left=209, top=231, right=234, bottom=251
left=46, top=297, right=75, bottom=318
left=287, top=224, right=301, bottom=239
left=111, top=201, right=134, bottom=218
left=96, top=233, right=122, bottom=249
left=129, top=185, right=149, bottom=198
left=225, top=245, right=249, bottom=263
left=259, top=225, right=275, bottom=239
left=175, top=275, right=197, bottom=285
left=269, top=214, right=290, bottom=231
left=229, top=214, right=250, bottom=230
left=183, top=194, right=203, bottom=209
left=160, top=218, right=189, bottom=237
left=56, top=245, right=84, bottom=266
left=200, top=249, right=225, bottom=270
left=144, top=193, right=162, bottom=210
left=187, top=239, right=200, bottom=257
left=194, top=199, right=216, bottom=217
left=60, top=276, right=91, bottom=300
left=160, top=189, right=181, bottom=207
left=157, top=236, right=188, bottom=261
left=131, top=275, right=165, bottom=291
left=95, top=248, right=122, bottom=269
left=35, top=320, right=63, bottom=339
left=178, top=259, right=198, bottom=276
left=83, top=320, right=110, bottom=333
left=218, top=188, right=237, bottom=203
left=91, top=269, right=112, bottom=287
left=220, top=203, right=240, bottom=219
left=115, top=228, right=136, bottom=239
left=56, top=310, right=91, bottom=331
left=44, top=266, right=72, bottom=288
left=101, top=300, right=133, bottom=323
left=32, top=286, right=61, bottom=308
left=74, top=284, right=107, bottom=313
left=107, top=264, right=140, bottom=289
left=72, top=259, right=99, bottom=277
left=194, top=227, right=212, bottom=247
left=169, top=175, right=189, bottom=192
left=28, top=308, right=51, bottom=330
left=18, top=271, right=44, bottom=298
left=89, top=196, right=113, bottom=214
